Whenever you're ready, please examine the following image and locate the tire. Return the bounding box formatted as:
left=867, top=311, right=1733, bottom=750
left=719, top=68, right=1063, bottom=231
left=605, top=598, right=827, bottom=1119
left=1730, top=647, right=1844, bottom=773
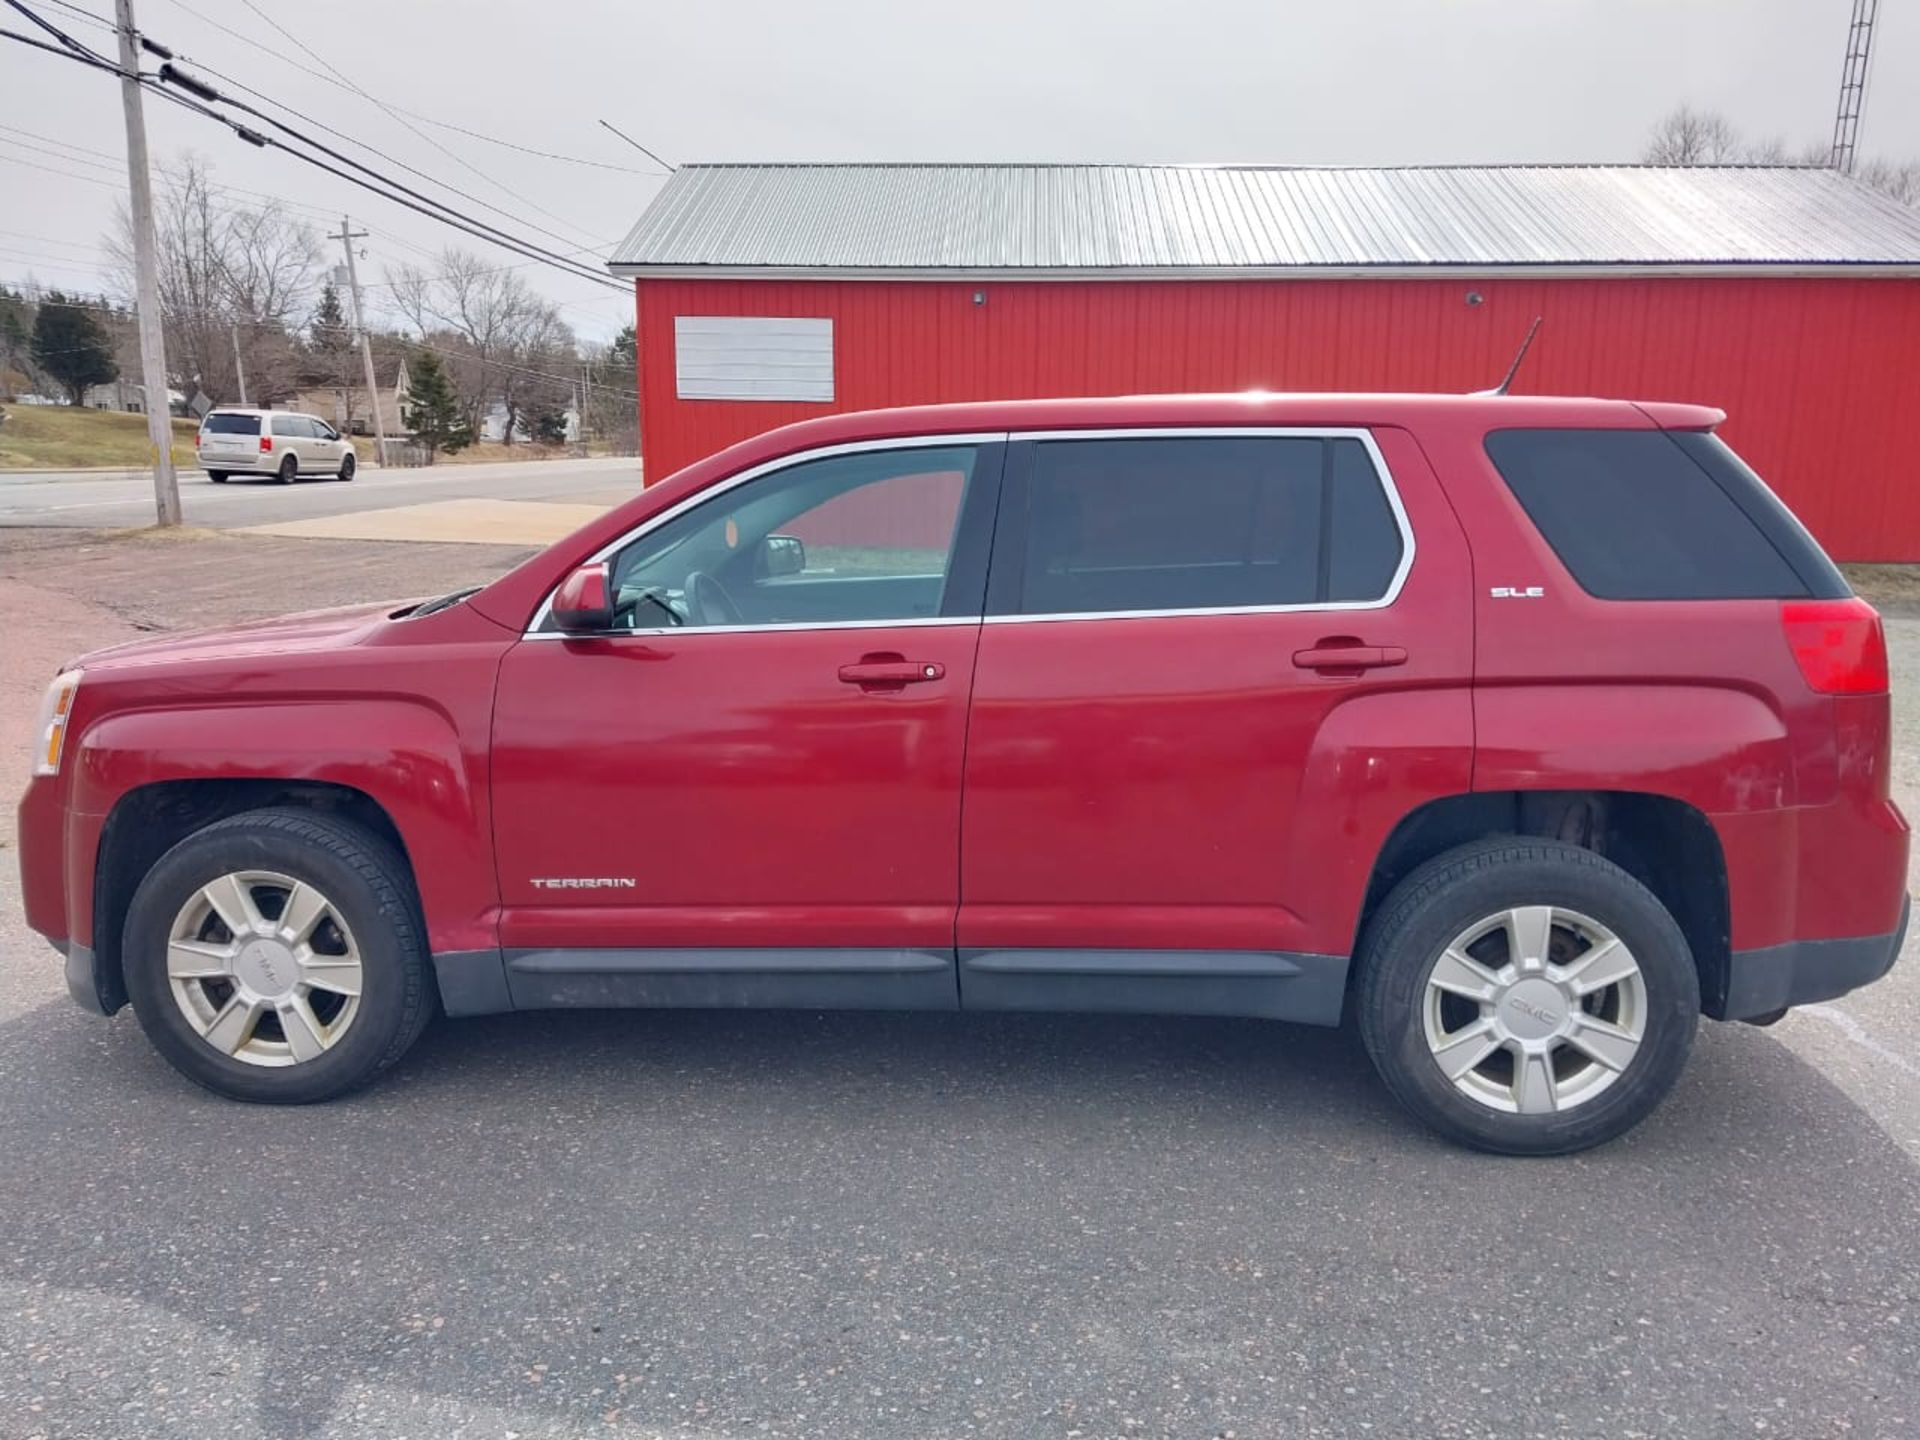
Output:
left=278, top=454, right=299, bottom=484
left=122, top=807, right=434, bottom=1103
left=338, top=452, right=356, bottom=481
left=207, top=471, right=228, bottom=483
left=1355, top=838, right=1700, bottom=1156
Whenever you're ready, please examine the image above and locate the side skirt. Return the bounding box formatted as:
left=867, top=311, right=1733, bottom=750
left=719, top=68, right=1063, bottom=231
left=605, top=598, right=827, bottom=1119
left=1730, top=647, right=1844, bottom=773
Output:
left=959, top=948, right=1349, bottom=1026
left=431, top=946, right=1349, bottom=1025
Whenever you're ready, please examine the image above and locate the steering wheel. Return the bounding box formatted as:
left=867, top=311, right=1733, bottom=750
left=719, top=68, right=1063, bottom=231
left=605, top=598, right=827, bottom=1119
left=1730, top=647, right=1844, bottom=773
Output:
left=683, top=569, right=744, bottom=626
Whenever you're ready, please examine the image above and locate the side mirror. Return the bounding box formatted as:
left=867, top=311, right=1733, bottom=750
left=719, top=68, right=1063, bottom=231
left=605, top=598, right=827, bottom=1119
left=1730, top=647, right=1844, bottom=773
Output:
left=756, top=533, right=806, bottom=579
left=551, top=561, right=613, bottom=633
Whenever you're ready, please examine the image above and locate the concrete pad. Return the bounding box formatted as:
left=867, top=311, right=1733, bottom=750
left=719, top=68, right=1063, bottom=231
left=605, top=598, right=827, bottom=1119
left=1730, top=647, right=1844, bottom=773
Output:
left=237, top=498, right=611, bottom=546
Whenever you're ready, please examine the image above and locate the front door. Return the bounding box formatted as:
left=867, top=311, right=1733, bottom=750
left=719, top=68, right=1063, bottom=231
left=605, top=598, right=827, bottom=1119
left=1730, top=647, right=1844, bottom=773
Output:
left=956, top=427, right=1473, bottom=1020
left=490, top=438, right=1006, bottom=1010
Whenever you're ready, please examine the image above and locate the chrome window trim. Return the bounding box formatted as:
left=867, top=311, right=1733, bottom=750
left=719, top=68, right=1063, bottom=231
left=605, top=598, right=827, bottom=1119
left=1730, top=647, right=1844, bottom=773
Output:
left=523, top=425, right=1415, bottom=638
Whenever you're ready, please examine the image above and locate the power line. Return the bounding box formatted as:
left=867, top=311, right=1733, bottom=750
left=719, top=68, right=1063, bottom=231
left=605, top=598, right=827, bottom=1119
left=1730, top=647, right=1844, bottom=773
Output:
left=233, top=0, right=606, bottom=248
left=2, top=13, right=629, bottom=295
left=154, top=0, right=666, bottom=176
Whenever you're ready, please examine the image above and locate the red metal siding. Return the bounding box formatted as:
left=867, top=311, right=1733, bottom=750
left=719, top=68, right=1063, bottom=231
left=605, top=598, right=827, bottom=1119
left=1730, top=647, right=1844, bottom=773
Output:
left=636, top=276, right=1920, bottom=561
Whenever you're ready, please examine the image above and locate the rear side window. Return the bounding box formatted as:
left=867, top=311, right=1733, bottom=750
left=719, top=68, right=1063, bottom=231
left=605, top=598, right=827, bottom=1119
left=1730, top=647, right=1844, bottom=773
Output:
left=1484, top=429, right=1842, bottom=601
left=201, top=413, right=259, bottom=435
left=1016, top=435, right=1405, bottom=616
left=272, top=415, right=312, bottom=438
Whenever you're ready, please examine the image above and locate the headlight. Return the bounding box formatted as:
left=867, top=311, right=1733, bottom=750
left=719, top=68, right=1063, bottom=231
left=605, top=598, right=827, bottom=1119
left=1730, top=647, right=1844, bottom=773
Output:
left=32, top=669, right=82, bottom=777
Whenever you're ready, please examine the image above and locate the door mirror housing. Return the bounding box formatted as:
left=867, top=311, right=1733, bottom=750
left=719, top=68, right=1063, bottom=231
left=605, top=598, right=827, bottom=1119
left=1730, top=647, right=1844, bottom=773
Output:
left=552, top=562, right=614, bottom=633
left=756, top=533, right=806, bottom=579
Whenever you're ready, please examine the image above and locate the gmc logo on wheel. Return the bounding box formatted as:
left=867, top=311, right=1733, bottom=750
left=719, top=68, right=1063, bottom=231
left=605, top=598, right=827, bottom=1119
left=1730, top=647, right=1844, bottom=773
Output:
left=531, top=877, right=638, bottom=890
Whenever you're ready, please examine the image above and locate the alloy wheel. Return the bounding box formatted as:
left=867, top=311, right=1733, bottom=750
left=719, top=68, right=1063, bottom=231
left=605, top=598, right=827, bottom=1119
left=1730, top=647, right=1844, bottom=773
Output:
left=1421, top=905, right=1647, bottom=1115
left=165, top=869, right=364, bottom=1067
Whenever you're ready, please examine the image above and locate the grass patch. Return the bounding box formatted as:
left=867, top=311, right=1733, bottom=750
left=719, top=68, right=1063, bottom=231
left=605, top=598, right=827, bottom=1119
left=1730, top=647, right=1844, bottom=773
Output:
left=0, top=403, right=199, bottom=471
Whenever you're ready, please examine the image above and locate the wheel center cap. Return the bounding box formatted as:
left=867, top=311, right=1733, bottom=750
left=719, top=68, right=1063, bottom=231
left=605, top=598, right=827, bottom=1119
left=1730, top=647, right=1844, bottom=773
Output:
left=1501, top=977, right=1567, bottom=1040
left=234, top=938, right=297, bottom=999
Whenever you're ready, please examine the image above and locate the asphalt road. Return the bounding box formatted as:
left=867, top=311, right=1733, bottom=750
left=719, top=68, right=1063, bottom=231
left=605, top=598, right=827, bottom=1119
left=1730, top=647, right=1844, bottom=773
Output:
left=0, top=455, right=641, bottom=530
left=2, top=563, right=1919, bottom=1438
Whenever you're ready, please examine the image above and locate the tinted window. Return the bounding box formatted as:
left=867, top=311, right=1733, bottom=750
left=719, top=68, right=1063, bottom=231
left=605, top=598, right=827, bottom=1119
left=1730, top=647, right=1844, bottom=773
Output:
left=601, top=445, right=981, bottom=629
left=272, top=415, right=312, bottom=438
left=1485, top=430, right=1814, bottom=601
left=202, top=413, right=260, bottom=435
left=1016, top=435, right=1403, bottom=615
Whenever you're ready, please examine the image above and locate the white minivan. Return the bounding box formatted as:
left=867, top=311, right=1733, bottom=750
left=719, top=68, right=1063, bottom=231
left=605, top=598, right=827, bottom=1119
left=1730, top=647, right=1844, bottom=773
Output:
left=196, top=408, right=358, bottom=484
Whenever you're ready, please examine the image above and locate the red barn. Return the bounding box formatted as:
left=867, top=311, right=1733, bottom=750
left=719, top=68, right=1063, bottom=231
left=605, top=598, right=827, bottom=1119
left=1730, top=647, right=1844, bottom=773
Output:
left=611, top=164, right=1920, bottom=561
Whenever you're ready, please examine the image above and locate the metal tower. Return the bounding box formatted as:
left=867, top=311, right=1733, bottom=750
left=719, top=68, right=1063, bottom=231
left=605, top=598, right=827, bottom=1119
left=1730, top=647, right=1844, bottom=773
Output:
left=1831, top=0, right=1878, bottom=173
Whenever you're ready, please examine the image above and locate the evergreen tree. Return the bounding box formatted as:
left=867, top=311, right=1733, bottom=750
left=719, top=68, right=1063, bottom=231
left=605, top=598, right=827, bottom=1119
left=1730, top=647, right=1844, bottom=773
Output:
left=402, top=348, right=471, bottom=460
left=0, top=285, right=30, bottom=382
left=31, top=292, right=118, bottom=406
left=310, top=283, right=349, bottom=354
left=608, top=323, right=637, bottom=380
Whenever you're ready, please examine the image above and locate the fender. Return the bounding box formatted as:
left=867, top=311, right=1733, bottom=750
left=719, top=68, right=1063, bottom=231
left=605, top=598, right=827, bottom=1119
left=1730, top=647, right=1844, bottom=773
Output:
left=65, top=697, right=499, bottom=956
left=1473, top=681, right=1798, bottom=949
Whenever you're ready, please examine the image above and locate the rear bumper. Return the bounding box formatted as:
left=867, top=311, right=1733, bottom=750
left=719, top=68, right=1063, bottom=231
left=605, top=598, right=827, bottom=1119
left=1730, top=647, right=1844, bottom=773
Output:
left=1722, top=893, right=1909, bottom=1020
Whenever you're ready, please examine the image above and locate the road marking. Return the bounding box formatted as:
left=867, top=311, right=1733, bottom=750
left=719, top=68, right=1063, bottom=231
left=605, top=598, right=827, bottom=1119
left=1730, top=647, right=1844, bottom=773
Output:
left=1799, top=1003, right=1920, bottom=1078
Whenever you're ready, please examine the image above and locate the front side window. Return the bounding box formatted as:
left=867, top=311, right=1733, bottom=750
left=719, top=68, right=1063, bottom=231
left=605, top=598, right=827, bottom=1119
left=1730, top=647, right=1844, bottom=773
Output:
left=1016, top=434, right=1404, bottom=616
left=594, top=444, right=984, bottom=630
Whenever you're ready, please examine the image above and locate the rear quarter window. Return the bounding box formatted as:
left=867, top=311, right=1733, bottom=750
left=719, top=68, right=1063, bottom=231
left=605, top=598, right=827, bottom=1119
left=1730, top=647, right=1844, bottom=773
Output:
left=201, top=413, right=260, bottom=436
left=1483, top=429, right=1845, bottom=601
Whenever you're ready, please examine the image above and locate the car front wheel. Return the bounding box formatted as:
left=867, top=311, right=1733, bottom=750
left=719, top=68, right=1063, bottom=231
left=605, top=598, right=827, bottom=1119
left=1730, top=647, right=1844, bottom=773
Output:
left=338, top=452, right=356, bottom=481
left=1356, top=838, right=1700, bottom=1155
left=122, top=808, right=433, bottom=1103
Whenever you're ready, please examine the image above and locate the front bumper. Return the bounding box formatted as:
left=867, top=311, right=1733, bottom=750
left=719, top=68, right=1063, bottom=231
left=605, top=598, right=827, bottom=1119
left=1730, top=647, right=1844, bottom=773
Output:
left=1722, top=894, right=1910, bottom=1020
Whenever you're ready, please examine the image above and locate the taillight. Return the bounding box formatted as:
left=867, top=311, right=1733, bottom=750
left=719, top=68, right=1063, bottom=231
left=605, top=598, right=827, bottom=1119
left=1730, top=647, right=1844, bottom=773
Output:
left=260, top=436, right=273, bottom=453
left=1782, top=598, right=1889, bottom=695
left=194, top=431, right=202, bottom=448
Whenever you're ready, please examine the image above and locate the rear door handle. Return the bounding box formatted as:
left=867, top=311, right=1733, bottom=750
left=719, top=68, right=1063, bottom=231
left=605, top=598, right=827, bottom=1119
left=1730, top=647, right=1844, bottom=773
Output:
left=1291, top=641, right=1408, bottom=674
left=838, top=656, right=945, bottom=689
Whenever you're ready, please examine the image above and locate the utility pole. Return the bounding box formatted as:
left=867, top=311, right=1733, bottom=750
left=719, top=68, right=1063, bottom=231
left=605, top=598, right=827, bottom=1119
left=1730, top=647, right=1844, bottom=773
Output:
left=114, top=0, right=180, bottom=526
left=329, top=218, right=389, bottom=466
left=230, top=324, right=247, bottom=404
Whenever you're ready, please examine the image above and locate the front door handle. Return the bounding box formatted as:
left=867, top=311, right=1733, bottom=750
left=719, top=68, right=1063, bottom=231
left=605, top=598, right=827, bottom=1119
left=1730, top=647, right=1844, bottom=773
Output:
left=838, top=654, right=946, bottom=690
left=1291, top=640, right=1409, bottom=674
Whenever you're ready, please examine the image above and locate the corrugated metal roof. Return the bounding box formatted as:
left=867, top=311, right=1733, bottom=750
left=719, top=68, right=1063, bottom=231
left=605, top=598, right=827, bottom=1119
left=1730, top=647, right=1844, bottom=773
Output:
left=610, top=164, right=1920, bottom=275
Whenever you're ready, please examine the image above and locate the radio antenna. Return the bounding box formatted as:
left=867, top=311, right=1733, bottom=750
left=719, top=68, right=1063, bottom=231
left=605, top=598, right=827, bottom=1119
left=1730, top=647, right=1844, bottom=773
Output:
left=1486, top=316, right=1544, bottom=396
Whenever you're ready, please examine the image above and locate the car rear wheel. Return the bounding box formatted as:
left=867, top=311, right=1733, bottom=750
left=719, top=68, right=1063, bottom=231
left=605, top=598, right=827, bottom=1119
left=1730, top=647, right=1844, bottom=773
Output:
left=206, top=471, right=228, bottom=483
left=122, top=808, right=434, bottom=1103
left=338, top=452, right=356, bottom=481
left=278, top=454, right=299, bottom=484
left=1355, top=838, right=1699, bottom=1155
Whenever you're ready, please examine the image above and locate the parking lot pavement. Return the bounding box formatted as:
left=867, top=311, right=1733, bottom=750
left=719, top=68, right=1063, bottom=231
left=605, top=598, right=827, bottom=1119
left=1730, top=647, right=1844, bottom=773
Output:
left=2, top=535, right=1919, bottom=1437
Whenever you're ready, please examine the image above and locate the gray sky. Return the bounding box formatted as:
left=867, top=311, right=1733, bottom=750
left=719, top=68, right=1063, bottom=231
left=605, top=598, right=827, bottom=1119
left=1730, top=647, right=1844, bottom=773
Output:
left=3, top=0, right=1916, bottom=342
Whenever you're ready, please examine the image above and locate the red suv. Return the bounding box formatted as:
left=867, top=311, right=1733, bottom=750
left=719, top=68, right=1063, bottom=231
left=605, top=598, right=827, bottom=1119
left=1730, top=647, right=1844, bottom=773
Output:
left=17, top=394, right=1908, bottom=1153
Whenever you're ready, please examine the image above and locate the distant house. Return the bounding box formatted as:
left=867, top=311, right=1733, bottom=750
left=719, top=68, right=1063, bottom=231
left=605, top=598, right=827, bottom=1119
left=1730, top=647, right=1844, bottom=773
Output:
left=82, top=379, right=187, bottom=415
left=479, top=398, right=580, bottom=444
left=287, top=358, right=411, bottom=436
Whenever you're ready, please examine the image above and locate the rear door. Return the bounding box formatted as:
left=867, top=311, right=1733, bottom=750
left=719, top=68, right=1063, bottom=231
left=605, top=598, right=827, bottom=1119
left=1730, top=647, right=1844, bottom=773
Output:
left=200, top=412, right=259, bottom=467
left=956, top=426, right=1474, bottom=1021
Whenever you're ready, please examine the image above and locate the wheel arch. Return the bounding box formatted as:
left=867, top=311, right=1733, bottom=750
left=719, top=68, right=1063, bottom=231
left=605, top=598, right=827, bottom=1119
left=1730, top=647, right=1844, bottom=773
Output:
left=1357, top=789, right=1733, bottom=1018
left=90, top=778, right=414, bottom=1015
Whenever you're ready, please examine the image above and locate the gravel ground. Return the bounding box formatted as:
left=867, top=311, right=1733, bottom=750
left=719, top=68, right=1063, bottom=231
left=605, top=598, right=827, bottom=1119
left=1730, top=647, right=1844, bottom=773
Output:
left=1, top=536, right=1918, bottom=1439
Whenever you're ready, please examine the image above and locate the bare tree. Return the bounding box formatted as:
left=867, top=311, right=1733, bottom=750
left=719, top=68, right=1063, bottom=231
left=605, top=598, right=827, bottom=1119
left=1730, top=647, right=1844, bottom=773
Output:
left=105, top=157, right=323, bottom=406
left=387, top=247, right=575, bottom=445
left=1858, top=157, right=1920, bottom=207
left=1644, top=105, right=1747, bottom=165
